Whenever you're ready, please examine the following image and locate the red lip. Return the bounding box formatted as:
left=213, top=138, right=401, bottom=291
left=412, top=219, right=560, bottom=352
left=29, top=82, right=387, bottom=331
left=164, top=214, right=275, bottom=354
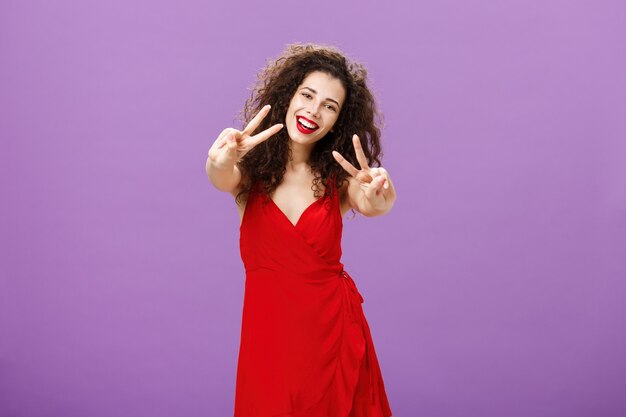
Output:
left=296, top=116, right=319, bottom=134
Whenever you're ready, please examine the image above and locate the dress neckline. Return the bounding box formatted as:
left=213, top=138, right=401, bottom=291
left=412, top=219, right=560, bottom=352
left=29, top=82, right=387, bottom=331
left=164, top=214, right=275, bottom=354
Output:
left=245, top=176, right=337, bottom=229
left=268, top=195, right=325, bottom=228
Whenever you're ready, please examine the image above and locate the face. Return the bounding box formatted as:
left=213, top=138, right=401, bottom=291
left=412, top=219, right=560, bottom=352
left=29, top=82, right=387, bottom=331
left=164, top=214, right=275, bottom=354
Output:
left=284, top=71, right=346, bottom=146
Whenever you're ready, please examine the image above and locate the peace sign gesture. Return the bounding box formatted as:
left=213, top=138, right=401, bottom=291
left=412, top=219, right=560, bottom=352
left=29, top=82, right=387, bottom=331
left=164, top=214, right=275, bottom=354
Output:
left=208, top=104, right=284, bottom=170
left=332, top=134, right=396, bottom=216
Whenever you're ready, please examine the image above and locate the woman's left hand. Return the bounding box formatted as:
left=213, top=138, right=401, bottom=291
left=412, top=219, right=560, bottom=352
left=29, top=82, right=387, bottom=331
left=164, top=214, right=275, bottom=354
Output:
left=332, top=134, right=397, bottom=216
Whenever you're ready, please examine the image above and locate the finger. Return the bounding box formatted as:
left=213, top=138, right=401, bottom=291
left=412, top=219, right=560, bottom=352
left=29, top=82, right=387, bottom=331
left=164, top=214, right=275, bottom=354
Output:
left=367, top=168, right=384, bottom=186
left=376, top=175, right=386, bottom=192
left=364, top=175, right=384, bottom=200
left=214, top=128, right=230, bottom=148
left=217, top=132, right=229, bottom=149
left=352, top=134, right=370, bottom=171
left=212, top=131, right=237, bottom=159
left=247, top=123, right=284, bottom=147
left=216, top=128, right=240, bottom=149
left=217, top=128, right=231, bottom=141
left=242, top=104, right=272, bottom=136
left=332, top=150, right=359, bottom=177
left=373, top=175, right=386, bottom=195
left=378, top=167, right=391, bottom=190
left=370, top=167, right=389, bottom=189
left=369, top=168, right=383, bottom=178
left=226, top=131, right=238, bottom=151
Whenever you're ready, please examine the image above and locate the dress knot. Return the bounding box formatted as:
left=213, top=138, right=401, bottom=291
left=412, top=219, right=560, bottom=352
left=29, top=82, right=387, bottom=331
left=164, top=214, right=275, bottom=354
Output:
left=340, top=270, right=364, bottom=303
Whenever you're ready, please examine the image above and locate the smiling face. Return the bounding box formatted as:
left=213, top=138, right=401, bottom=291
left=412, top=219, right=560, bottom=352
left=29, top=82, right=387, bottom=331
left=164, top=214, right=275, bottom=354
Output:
left=284, top=71, right=347, bottom=146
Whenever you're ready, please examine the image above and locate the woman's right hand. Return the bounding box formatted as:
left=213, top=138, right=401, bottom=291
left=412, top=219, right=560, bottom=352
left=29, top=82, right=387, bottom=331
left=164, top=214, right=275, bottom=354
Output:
left=208, top=104, right=284, bottom=170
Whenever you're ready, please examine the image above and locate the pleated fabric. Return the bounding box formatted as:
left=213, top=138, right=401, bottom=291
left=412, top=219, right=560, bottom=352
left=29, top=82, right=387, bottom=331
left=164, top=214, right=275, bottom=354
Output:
left=235, top=177, right=392, bottom=417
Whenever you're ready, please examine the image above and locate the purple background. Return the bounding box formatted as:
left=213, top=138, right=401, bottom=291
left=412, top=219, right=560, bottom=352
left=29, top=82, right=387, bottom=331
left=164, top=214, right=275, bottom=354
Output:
left=2, top=0, right=625, bottom=416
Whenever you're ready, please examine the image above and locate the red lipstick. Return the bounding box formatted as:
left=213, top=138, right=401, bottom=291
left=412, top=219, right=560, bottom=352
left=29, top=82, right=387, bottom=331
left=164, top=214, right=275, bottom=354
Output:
left=296, top=116, right=319, bottom=134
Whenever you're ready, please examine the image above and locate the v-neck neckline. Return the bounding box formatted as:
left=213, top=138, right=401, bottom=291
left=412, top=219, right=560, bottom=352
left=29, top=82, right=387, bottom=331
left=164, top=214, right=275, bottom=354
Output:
left=269, top=196, right=325, bottom=228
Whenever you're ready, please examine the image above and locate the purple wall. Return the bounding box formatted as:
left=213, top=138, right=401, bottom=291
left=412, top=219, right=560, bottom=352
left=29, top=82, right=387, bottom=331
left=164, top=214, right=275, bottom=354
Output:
left=2, top=0, right=625, bottom=416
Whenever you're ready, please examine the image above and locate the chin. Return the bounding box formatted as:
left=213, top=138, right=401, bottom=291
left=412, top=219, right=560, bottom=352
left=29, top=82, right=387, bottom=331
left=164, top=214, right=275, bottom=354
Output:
left=289, top=136, right=312, bottom=146
left=287, top=130, right=316, bottom=143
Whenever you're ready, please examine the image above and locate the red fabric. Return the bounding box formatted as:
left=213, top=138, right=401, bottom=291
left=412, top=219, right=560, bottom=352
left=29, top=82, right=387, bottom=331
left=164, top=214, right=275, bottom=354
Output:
left=235, top=178, right=392, bottom=417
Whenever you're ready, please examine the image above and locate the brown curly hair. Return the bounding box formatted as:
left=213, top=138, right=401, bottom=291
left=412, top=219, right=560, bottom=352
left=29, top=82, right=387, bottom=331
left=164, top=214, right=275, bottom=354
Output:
left=235, top=42, right=384, bottom=213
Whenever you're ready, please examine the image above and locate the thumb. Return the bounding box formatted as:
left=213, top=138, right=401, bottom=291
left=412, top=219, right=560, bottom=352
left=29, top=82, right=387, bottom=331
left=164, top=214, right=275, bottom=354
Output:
left=224, top=131, right=240, bottom=161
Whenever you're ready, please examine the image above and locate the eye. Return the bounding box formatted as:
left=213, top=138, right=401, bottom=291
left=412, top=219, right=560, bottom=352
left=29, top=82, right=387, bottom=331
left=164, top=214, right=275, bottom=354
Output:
left=302, top=92, right=312, bottom=99
left=325, top=104, right=337, bottom=112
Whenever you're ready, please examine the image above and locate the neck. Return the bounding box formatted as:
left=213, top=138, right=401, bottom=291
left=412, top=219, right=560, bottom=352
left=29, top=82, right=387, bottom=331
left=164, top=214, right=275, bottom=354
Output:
left=287, top=141, right=315, bottom=171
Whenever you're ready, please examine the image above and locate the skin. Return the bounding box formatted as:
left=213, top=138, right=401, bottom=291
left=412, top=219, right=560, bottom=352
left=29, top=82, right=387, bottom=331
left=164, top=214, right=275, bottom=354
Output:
left=207, top=71, right=396, bottom=225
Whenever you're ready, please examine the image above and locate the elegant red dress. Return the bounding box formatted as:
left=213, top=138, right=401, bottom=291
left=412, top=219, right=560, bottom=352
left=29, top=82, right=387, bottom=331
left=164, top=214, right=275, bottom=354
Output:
left=235, top=178, right=392, bottom=417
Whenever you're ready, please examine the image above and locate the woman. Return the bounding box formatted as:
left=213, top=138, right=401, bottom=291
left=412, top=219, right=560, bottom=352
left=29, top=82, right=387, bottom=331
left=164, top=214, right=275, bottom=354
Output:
left=206, top=43, right=396, bottom=417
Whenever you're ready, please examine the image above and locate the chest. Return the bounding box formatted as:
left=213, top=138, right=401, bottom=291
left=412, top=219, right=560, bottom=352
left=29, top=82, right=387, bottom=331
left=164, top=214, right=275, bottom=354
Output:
left=270, top=175, right=326, bottom=227
left=239, top=178, right=344, bottom=269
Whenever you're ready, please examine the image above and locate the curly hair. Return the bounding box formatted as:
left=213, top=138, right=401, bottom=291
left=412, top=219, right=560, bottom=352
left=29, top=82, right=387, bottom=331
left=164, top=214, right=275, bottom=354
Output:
left=235, top=42, right=384, bottom=214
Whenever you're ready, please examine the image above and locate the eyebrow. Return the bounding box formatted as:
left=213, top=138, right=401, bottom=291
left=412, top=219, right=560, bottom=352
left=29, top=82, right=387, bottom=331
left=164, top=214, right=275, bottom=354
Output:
left=302, top=87, right=341, bottom=108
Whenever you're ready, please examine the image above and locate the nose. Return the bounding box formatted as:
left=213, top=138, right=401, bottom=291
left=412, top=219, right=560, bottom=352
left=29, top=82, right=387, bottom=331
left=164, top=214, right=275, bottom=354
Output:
left=306, top=102, right=322, bottom=118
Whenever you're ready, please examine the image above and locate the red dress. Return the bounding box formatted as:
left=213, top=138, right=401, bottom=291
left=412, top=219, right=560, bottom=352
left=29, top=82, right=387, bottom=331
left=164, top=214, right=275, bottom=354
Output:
left=235, top=178, right=392, bottom=417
